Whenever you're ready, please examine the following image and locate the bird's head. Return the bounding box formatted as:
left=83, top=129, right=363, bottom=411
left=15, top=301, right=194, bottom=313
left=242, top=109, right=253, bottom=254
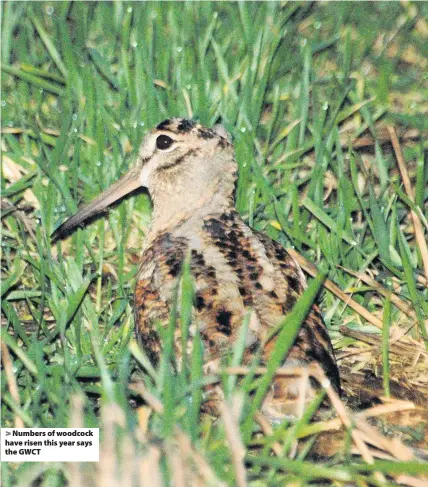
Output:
left=52, top=118, right=237, bottom=240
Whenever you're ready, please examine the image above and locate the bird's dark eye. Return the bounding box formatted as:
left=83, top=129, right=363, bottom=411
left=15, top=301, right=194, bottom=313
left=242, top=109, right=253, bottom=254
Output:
left=156, top=135, right=174, bottom=150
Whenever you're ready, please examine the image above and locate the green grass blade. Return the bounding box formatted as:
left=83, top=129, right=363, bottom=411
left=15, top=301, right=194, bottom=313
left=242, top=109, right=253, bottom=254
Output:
left=1, top=65, right=65, bottom=95
left=31, top=15, right=68, bottom=78
left=382, top=294, right=391, bottom=397
left=242, top=273, right=325, bottom=441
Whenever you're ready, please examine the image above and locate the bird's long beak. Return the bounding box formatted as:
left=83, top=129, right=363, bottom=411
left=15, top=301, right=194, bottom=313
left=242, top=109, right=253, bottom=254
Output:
left=51, top=166, right=141, bottom=242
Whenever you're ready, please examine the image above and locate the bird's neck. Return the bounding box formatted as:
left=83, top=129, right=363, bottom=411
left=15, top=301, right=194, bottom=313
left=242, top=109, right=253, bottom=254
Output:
left=146, top=186, right=234, bottom=243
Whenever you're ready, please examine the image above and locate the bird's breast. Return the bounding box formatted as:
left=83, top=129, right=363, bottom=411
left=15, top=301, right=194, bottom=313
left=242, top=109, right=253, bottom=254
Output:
left=135, top=215, right=291, bottom=359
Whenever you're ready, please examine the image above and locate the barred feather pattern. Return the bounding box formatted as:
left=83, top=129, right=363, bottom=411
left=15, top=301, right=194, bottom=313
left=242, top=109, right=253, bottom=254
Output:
left=135, top=210, right=340, bottom=419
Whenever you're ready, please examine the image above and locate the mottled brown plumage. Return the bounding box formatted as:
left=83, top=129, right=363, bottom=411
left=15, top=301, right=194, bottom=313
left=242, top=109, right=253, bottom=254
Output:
left=53, top=117, right=340, bottom=421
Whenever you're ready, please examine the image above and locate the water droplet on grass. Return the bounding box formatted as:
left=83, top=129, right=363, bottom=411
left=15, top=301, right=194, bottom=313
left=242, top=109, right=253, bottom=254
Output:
left=46, top=6, right=54, bottom=15
left=176, top=46, right=183, bottom=53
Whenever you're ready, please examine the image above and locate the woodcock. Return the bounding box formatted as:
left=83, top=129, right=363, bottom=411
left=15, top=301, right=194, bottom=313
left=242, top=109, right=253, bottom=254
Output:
left=53, top=118, right=340, bottom=421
